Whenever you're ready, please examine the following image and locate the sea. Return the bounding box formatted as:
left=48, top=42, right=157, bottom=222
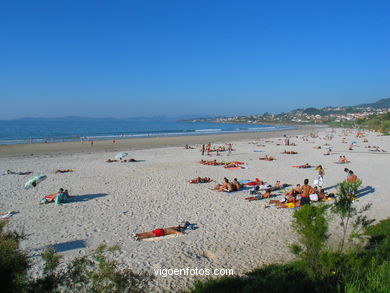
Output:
left=0, top=120, right=293, bottom=145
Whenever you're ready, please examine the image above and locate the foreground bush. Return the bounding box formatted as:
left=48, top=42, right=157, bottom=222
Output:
left=0, top=221, right=151, bottom=293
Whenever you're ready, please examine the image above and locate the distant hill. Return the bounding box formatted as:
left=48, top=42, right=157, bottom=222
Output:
left=7, top=114, right=213, bottom=122
left=356, top=97, right=390, bottom=109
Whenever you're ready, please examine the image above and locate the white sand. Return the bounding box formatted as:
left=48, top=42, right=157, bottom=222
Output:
left=0, top=128, right=389, bottom=291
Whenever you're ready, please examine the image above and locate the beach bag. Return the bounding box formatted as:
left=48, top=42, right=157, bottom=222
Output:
left=309, top=194, right=319, bottom=201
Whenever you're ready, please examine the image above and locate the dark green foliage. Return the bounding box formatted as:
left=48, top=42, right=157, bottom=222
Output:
left=0, top=221, right=150, bottom=293
left=189, top=264, right=317, bottom=293
left=28, top=243, right=151, bottom=293
left=0, top=221, right=29, bottom=293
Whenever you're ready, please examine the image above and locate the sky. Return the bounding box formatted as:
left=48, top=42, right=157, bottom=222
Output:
left=0, top=0, right=390, bottom=119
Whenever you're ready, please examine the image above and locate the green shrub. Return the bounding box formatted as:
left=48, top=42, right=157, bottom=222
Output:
left=290, top=204, right=330, bottom=277
left=0, top=221, right=29, bottom=293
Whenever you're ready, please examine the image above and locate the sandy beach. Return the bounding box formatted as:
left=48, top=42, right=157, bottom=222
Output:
left=1, top=127, right=389, bottom=291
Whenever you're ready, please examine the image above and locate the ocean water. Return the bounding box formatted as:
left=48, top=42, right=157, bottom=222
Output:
left=0, top=120, right=293, bottom=144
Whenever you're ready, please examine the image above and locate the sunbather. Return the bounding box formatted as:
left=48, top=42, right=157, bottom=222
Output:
left=259, top=155, right=275, bottom=161
left=293, top=163, right=311, bottom=168
left=3, top=170, right=33, bottom=175
left=285, top=184, right=301, bottom=197
left=40, top=188, right=70, bottom=204
left=187, top=177, right=212, bottom=184
left=106, top=159, right=118, bottom=163
left=213, top=178, right=234, bottom=192
left=246, top=178, right=265, bottom=186
left=132, top=222, right=190, bottom=240
left=281, top=150, right=298, bottom=154
left=121, top=158, right=137, bottom=162
left=245, top=189, right=272, bottom=201
left=55, top=169, right=74, bottom=173
left=232, top=178, right=242, bottom=191
left=347, top=171, right=358, bottom=183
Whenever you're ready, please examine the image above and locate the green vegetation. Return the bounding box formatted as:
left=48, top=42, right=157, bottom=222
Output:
left=189, top=181, right=390, bottom=293
left=356, top=112, right=390, bottom=134
left=0, top=221, right=151, bottom=293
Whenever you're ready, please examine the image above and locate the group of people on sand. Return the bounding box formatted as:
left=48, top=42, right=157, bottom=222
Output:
left=244, top=181, right=289, bottom=201
left=40, top=188, right=71, bottom=205
left=212, top=177, right=242, bottom=192
left=270, top=179, right=334, bottom=208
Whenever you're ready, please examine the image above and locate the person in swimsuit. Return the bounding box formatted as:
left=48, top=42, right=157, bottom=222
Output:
left=245, top=189, right=272, bottom=201
left=132, top=222, right=190, bottom=240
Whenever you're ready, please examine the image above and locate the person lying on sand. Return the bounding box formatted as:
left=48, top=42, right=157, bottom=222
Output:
left=324, top=148, right=332, bottom=155
left=281, top=150, right=298, bottom=154
left=121, top=158, right=137, bottom=162
left=187, top=177, right=213, bottom=184
left=132, top=221, right=190, bottom=240
left=245, top=178, right=265, bottom=186
left=245, top=189, right=272, bottom=201
left=106, top=159, right=119, bottom=163
left=259, top=155, right=275, bottom=161
left=199, top=159, right=223, bottom=166
left=270, top=198, right=301, bottom=208
left=184, top=144, right=194, bottom=149
left=285, top=184, right=301, bottom=197
left=293, top=163, right=311, bottom=168
left=55, top=169, right=74, bottom=173
left=269, top=181, right=290, bottom=191
left=3, top=170, right=33, bottom=175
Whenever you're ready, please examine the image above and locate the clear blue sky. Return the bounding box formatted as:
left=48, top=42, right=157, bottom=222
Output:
left=1, top=0, right=389, bottom=119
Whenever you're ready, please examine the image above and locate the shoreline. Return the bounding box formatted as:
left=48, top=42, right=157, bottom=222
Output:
left=0, top=125, right=324, bottom=158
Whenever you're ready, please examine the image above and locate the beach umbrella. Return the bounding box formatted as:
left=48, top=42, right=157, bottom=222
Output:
left=115, top=152, right=128, bottom=160
left=24, top=174, right=47, bottom=190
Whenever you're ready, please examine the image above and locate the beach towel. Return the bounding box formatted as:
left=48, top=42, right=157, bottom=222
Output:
left=239, top=180, right=252, bottom=184
left=0, top=211, right=16, bottom=220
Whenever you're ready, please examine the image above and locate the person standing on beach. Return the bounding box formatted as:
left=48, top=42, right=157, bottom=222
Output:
left=227, top=143, right=232, bottom=156
left=90, top=140, right=93, bottom=146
